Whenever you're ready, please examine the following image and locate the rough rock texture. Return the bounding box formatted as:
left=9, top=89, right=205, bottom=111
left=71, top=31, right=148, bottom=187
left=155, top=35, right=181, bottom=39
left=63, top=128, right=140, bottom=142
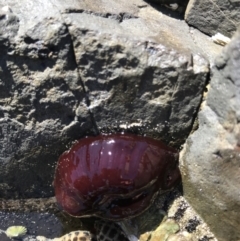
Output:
left=185, top=0, right=240, bottom=38
left=0, top=0, right=222, bottom=199
left=0, top=7, right=92, bottom=199
left=181, top=29, right=240, bottom=241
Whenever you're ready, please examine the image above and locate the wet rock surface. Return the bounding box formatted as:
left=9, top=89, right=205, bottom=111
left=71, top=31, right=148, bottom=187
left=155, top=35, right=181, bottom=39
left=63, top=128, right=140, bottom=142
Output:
left=185, top=0, right=240, bottom=37
left=0, top=190, right=217, bottom=241
left=1, top=0, right=238, bottom=240
left=0, top=0, right=220, bottom=199
left=181, top=28, right=240, bottom=241
left=0, top=211, right=62, bottom=240
left=137, top=190, right=216, bottom=241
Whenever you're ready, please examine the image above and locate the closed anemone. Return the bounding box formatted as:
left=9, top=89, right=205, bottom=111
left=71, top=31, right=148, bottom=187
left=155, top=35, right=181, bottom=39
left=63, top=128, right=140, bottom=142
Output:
left=54, top=133, right=181, bottom=220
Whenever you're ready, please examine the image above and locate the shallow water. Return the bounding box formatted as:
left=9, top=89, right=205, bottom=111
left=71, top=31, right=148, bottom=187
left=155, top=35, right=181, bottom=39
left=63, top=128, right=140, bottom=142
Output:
left=0, top=211, right=62, bottom=239
left=0, top=207, right=100, bottom=241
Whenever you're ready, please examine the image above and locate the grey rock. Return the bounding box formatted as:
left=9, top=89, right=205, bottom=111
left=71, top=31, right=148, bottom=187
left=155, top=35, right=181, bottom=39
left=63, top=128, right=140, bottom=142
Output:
left=0, top=0, right=220, bottom=198
left=62, top=1, right=215, bottom=145
left=185, top=0, right=240, bottom=37
left=0, top=5, right=92, bottom=198
left=181, top=29, right=240, bottom=241
left=0, top=6, right=19, bottom=41
left=68, top=22, right=208, bottom=145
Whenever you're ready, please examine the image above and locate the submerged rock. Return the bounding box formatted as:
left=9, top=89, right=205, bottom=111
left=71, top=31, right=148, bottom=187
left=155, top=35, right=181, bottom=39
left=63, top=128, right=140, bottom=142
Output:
left=150, top=219, right=180, bottom=241
left=167, top=231, right=193, bottom=241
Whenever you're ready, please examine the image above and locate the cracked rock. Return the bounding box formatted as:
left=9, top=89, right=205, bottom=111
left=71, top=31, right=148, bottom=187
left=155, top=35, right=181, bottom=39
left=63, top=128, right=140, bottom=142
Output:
left=0, top=0, right=220, bottom=199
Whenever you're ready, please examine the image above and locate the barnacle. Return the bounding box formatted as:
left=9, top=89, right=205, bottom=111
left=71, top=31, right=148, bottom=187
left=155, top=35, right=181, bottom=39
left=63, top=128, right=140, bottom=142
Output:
left=5, top=226, right=27, bottom=238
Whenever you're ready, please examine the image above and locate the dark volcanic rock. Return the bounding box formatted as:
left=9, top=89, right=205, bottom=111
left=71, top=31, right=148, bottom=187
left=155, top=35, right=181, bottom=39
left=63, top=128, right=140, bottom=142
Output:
left=0, top=5, right=92, bottom=198
left=0, top=0, right=220, bottom=198
left=181, top=28, right=240, bottom=241
left=68, top=24, right=208, bottom=145
left=185, top=0, right=240, bottom=37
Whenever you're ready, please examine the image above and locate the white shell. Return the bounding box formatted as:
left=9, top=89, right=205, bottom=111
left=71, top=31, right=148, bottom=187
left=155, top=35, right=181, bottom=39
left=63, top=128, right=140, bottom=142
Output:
left=212, top=33, right=231, bottom=46
left=5, top=226, right=27, bottom=238
left=36, top=236, right=48, bottom=241
left=164, top=3, right=179, bottom=10
left=1, top=5, right=13, bottom=13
